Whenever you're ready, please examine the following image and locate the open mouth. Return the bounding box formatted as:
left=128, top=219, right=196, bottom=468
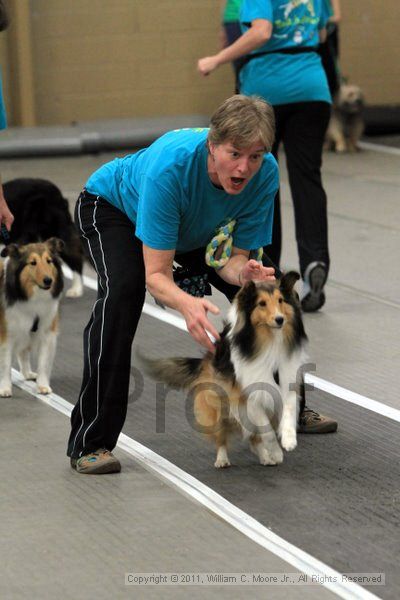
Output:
left=39, top=284, right=52, bottom=290
left=231, top=177, right=246, bottom=189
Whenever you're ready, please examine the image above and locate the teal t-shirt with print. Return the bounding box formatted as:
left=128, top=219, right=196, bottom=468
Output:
left=240, top=0, right=331, bottom=105
left=86, top=128, right=278, bottom=254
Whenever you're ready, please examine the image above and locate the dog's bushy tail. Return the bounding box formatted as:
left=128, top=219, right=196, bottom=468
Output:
left=137, top=351, right=202, bottom=390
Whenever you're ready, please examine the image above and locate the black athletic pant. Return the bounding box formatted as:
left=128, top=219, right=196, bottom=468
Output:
left=264, top=101, right=331, bottom=278
left=67, top=193, right=147, bottom=458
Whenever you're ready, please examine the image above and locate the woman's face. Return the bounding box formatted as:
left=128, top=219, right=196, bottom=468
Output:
left=207, top=139, right=266, bottom=194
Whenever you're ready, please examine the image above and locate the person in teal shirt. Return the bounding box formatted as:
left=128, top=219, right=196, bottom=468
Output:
left=68, top=95, right=281, bottom=474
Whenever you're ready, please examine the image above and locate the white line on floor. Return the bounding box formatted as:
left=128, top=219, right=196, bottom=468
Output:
left=358, top=141, right=400, bottom=156
left=305, top=374, right=400, bottom=423
left=70, top=269, right=400, bottom=425
left=11, top=369, right=379, bottom=600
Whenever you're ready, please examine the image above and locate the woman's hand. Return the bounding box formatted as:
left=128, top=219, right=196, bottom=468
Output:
left=197, top=55, right=220, bottom=77
left=197, top=19, right=272, bottom=78
left=240, top=259, right=275, bottom=284
left=180, top=296, right=220, bottom=353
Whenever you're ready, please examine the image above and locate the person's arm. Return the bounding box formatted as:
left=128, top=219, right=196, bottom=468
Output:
left=0, top=176, right=14, bottom=230
left=143, top=245, right=220, bottom=352
left=217, top=247, right=275, bottom=286
left=198, top=18, right=272, bottom=76
left=319, top=28, right=327, bottom=43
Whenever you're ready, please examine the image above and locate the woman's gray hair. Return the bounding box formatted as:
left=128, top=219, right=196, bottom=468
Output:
left=208, top=95, right=275, bottom=151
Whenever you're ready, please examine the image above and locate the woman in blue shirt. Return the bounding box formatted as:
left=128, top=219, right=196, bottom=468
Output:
left=198, top=0, right=331, bottom=315
left=68, top=95, right=280, bottom=473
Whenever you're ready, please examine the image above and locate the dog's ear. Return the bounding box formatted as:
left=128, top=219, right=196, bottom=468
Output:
left=236, top=280, right=257, bottom=312
left=1, top=243, right=21, bottom=259
left=239, top=280, right=257, bottom=295
left=279, top=271, right=300, bottom=295
left=46, top=237, right=65, bottom=255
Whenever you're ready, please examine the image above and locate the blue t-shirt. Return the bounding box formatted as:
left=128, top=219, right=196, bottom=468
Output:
left=240, top=0, right=331, bottom=105
left=86, top=128, right=278, bottom=254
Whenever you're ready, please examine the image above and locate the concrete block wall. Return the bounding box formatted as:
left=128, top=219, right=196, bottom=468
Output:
left=0, top=0, right=398, bottom=126
left=340, top=0, right=400, bottom=104
left=28, top=0, right=234, bottom=125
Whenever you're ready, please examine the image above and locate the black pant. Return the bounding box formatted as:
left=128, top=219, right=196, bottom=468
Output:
left=67, top=192, right=245, bottom=458
left=67, top=193, right=147, bottom=457
left=319, top=25, right=340, bottom=98
left=223, top=21, right=245, bottom=94
left=264, top=101, right=331, bottom=278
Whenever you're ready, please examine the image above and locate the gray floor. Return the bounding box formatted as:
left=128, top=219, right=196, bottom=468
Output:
left=1, top=132, right=399, bottom=599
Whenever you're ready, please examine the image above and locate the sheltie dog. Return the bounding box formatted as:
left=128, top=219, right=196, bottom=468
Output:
left=0, top=238, right=64, bottom=397
left=140, top=272, right=308, bottom=468
left=3, top=178, right=84, bottom=298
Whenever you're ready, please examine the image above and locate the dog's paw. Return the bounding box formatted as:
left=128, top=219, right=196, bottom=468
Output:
left=270, top=445, right=284, bottom=463
left=280, top=429, right=297, bottom=452
left=215, top=446, right=231, bottom=468
left=0, top=386, right=12, bottom=397
left=258, top=447, right=283, bottom=466
left=37, top=384, right=52, bottom=395
left=23, top=371, right=37, bottom=381
left=214, top=457, right=231, bottom=468
left=335, top=144, right=346, bottom=153
left=66, top=287, right=83, bottom=299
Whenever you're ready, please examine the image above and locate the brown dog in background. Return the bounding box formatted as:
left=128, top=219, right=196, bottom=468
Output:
left=326, top=84, right=365, bottom=153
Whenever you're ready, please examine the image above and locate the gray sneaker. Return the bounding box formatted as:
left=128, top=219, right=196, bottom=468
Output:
left=301, top=262, right=328, bottom=312
left=297, top=407, right=338, bottom=433
left=70, top=449, right=121, bottom=474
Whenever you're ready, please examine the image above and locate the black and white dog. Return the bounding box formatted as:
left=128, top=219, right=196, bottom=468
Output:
left=140, top=274, right=308, bottom=468
left=3, top=178, right=84, bottom=298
